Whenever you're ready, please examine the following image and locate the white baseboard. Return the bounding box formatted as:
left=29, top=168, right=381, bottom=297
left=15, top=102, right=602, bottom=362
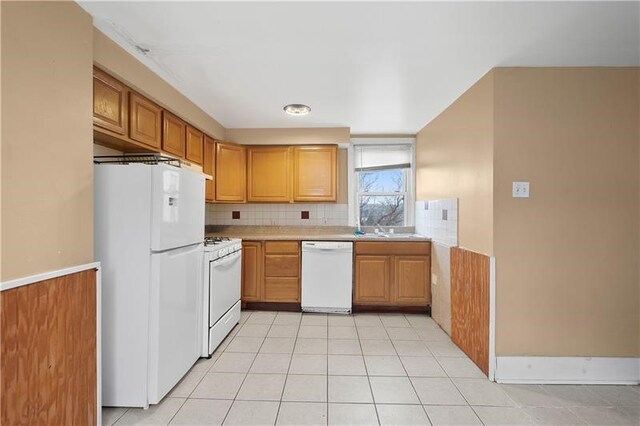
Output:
left=495, top=356, right=640, bottom=384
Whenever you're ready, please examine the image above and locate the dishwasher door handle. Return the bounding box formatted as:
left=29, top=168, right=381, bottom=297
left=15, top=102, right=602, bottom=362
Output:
left=302, top=241, right=353, bottom=252
left=303, top=246, right=352, bottom=253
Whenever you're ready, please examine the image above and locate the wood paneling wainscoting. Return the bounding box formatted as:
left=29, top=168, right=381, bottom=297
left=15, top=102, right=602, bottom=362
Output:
left=1, top=268, right=98, bottom=425
left=451, top=247, right=490, bottom=376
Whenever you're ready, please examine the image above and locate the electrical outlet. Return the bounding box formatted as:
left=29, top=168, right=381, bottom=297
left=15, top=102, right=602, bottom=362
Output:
left=512, top=181, right=530, bottom=198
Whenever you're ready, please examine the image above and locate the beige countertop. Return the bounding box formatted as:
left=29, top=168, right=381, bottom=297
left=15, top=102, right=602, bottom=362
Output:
left=205, top=225, right=431, bottom=242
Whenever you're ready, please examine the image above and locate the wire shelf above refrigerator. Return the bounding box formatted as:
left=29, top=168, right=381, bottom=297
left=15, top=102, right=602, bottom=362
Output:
left=93, top=154, right=182, bottom=168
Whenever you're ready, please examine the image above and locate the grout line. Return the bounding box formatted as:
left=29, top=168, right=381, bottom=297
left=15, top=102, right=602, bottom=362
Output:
left=354, top=314, right=382, bottom=425
left=108, top=310, right=631, bottom=426
left=219, top=311, right=273, bottom=425
left=326, top=321, right=330, bottom=424
left=402, top=313, right=441, bottom=425
left=164, top=315, right=252, bottom=425
left=107, top=407, right=128, bottom=425
left=274, top=313, right=302, bottom=424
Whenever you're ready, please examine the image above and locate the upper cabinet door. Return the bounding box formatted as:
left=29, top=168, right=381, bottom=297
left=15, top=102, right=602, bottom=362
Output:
left=186, top=125, right=204, bottom=165
left=203, top=136, right=215, bottom=202
left=292, top=145, right=337, bottom=202
left=247, top=146, right=291, bottom=202
left=93, top=67, right=128, bottom=135
left=162, top=112, right=186, bottom=158
left=129, top=92, right=162, bottom=149
left=215, top=142, right=246, bottom=202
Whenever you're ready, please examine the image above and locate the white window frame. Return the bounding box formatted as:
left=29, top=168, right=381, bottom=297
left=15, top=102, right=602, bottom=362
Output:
left=348, top=138, right=416, bottom=227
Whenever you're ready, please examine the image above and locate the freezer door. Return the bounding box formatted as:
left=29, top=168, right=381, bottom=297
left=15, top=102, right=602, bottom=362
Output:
left=148, top=244, right=202, bottom=404
left=151, top=165, right=205, bottom=251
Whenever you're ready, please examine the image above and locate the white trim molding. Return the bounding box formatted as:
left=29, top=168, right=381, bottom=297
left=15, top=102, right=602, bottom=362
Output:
left=488, top=257, right=496, bottom=381
left=0, top=262, right=102, bottom=292
left=495, top=356, right=640, bottom=385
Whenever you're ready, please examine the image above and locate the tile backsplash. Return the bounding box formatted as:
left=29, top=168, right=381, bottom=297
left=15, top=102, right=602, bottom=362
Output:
left=206, top=203, right=349, bottom=226
left=415, top=198, right=458, bottom=246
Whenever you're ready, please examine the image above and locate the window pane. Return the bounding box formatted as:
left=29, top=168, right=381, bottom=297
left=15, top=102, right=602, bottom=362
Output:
left=359, top=195, right=404, bottom=226
left=357, top=169, right=405, bottom=193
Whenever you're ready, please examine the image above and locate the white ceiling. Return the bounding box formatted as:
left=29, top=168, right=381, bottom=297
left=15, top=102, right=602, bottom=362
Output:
left=79, top=1, right=639, bottom=135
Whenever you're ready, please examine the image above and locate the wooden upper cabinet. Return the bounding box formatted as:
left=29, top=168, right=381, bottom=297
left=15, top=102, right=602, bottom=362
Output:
left=292, top=145, right=337, bottom=202
left=215, top=142, right=246, bottom=202
left=186, top=125, right=204, bottom=165
left=162, top=112, right=186, bottom=158
left=129, top=92, right=162, bottom=149
left=203, top=136, right=215, bottom=202
left=247, top=146, right=291, bottom=202
left=93, top=67, right=128, bottom=135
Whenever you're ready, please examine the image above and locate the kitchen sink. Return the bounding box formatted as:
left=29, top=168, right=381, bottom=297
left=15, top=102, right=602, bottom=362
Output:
left=357, top=233, right=422, bottom=239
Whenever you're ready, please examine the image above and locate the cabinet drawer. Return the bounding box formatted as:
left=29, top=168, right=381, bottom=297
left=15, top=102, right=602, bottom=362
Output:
left=264, top=255, right=299, bottom=277
left=355, top=241, right=431, bottom=256
left=264, top=241, right=300, bottom=255
left=264, top=278, right=300, bottom=302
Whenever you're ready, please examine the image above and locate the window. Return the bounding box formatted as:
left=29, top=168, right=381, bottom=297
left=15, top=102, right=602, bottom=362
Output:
left=352, top=143, right=414, bottom=227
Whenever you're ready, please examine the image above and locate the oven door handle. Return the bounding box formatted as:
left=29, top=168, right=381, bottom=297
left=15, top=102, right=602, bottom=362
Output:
left=212, top=251, right=241, bottom=268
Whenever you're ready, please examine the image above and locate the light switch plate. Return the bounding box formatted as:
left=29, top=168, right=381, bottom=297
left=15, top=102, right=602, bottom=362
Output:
left=512, top=181, right=530, bottom=198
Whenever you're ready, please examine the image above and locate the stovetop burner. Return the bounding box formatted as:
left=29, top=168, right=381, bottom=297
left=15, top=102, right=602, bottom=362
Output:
left=204, top=236, right=231, bottom=246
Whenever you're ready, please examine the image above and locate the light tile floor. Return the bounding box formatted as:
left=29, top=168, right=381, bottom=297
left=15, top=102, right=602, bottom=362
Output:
left=103, top=311, right=640, bottom=425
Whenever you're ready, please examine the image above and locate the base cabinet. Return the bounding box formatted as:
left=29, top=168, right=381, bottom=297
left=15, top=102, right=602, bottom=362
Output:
left=354, top=242, right=431, bottom=307
left=241, top=241, right=300, bottom=304
left=241, top=242, right=262, bottom=302
left=394, top=256, right=430, bottom=304
left=354, top=255, right=390, bottom=303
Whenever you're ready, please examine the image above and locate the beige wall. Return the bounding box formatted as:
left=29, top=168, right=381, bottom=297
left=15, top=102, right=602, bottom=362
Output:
left=416, top=71, right=494, bottom=256
left=227, top=127, right=350, bottom=204
left=417, top=67, right=639, bottom=358
left=226, top=127, right=349, bottom=145
left=93, top=29, right=225, bottom=140
left=494, top=68, right=640, bottom=357
left=1, top=2, right=94, bottom=281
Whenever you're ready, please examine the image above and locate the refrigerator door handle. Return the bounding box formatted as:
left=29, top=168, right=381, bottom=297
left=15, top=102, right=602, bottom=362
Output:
left=152, top=243, right=203, bottom=256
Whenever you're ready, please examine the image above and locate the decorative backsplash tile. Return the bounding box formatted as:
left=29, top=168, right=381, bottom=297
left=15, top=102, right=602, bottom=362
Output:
left=415, top=198, right=458, bottom=246
left=206, top=203, right=349, bottom=227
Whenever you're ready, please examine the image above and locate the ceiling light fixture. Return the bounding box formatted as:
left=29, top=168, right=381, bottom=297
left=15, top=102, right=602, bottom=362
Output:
left=283, top=104, right=311, bottom=116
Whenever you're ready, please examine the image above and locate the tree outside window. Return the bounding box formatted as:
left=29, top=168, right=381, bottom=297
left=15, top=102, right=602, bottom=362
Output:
left=353, top=143, right=413, bottom=227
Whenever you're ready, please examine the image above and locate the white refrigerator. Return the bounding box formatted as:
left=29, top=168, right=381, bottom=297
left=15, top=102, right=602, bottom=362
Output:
left=95, top=163, right=205, bottom=408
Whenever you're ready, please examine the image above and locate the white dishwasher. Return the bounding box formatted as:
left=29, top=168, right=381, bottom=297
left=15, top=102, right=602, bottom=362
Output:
left=301, top=241, right=353, bottom=314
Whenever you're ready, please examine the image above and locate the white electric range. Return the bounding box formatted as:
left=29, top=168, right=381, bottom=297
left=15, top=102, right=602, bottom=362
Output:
left=202, top=237, right=242, bottom=357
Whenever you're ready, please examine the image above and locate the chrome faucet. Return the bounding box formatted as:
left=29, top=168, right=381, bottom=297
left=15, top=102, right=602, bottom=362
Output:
left=376, top=224, right=387, bottom=234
